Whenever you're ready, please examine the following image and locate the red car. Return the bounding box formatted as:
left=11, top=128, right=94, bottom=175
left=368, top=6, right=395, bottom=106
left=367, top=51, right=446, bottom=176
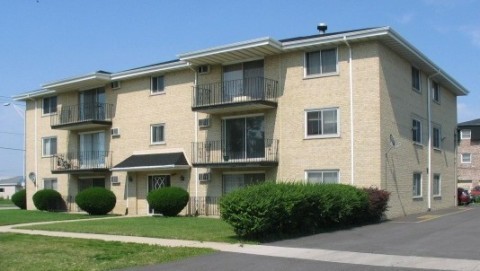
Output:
left=458, top=188, right=471, bottom=205
left=470, top=186, right=480, bottom=200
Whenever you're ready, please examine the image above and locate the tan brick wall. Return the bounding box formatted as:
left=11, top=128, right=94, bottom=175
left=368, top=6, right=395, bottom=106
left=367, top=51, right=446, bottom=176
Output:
left=457, top=136, right=480, bottom=189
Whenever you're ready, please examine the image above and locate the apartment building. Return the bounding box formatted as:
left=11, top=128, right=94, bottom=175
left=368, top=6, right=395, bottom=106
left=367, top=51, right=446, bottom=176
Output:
left=14, top=26, right=468, bottom=218
left=457, top=119, right=480, bottom=190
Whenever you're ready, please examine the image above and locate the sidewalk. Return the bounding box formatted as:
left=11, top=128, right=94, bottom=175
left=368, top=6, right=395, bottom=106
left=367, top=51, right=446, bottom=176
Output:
left=2, top=215, right=480, bottom=271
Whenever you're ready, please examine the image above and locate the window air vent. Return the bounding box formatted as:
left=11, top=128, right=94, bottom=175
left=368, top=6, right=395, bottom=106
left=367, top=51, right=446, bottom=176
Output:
left=198, top=173, right=210, bottom=182
left=198, top=118, right=210, bottom=128
left=197, top=65, right=210, bottom=75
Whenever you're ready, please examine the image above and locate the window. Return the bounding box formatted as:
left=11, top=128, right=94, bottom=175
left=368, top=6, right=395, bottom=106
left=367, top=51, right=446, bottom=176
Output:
left=305, top=48, right=337, bottom=76
left=412, top=67, right=420, bottom=91
left=432, top=81, right=440, bottom=103
left=42, top=137, right=57, bottom=157
left=433, top=174, right=441, bottom=196
left=0, top=188, right=4, bottom=193
left=413, top=173, right=422, bottom=197
left=433, top=126, right=441, bottom=149
left=151, top=76, right=164, bottom=94
left=44, top=178, right=58, bottom=190
left=306, top=170, right=339, bottom=184
left=305, top=108, right=339, bottom=138
left=151, top=124, right=165, bottom=144
left=461, top=153, right=472, bottom=163
left=412, top=119, right=422, bottom=144
left=78, top=178, right=105, bottom=192
left=43, top=96, right=57, bottom=115
left=223, top=173, right=265, bottom=194
left=461, top=129, right=471, bottom=140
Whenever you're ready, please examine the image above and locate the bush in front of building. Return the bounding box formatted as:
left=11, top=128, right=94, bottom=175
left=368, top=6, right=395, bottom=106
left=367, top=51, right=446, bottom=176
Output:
left=75, top=187, right=116, bottom=215
left=220, top=182, right=382, bottom=239
left=32, top=189, right=64, bottom=211
left=11, top=189, right=27, bottom=209
left=361, top=187, right=391, bottom=223
left=147, top=187, right=189, bottom=216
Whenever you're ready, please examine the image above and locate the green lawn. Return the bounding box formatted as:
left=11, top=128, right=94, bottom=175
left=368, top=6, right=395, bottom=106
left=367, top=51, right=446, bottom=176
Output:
left=0, top=209, right=104, bottom=226
left=0, top=198, right=14, bottom=206
left=20, top=216, right=246, bottom=243
left=0, top=233, right=213, bottom=271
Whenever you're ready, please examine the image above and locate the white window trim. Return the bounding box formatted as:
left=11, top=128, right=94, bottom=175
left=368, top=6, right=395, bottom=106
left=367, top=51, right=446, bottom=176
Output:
left=41, top=136, right=57, bottom=157
left=303, top=47, right=339, bottom=79
left=304, top=169, right=340, bottom=184
left=461, top=153, right=472, bottom=164
left=412, top=66, right=421, bottom=93
left=42, top=96, right=57, bottom=116
left=412, top=118, right=422, bottom=145
left=150, top=75, right=165, bottom=95
left=150, top=123, right=165, bottom=145
left=433, top=174, right=441, bottom=197
left=413, top=172, right=422, bottom=198
left=304, top=107, right=340, bottom=139
left=461, top=129, right=471, bottom=140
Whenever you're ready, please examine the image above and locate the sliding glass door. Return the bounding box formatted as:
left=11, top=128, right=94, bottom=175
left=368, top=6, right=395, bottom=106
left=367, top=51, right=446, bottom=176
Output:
left=223, top=116, right=265, bottom=160
left=79, top=88, right=105, bottom=121
left=79, top=132, right=106, bottom=168
left=223, top=60, right=264, bottom=101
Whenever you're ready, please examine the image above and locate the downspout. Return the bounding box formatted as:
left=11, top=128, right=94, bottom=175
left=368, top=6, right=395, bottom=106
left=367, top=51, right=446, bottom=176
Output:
left=344, top=36, right=355, bottom=185
left=427, top=71, right=439, bottom=211
left=125, top=174, right=129, bottom=215
left=189, top=65, right=199, bottom=214
left=34, top=98, right=38, bottom=192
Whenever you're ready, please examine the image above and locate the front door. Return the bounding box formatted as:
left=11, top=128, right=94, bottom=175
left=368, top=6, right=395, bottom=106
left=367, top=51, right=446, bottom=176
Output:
left=147, top=175, right=171, bottom=214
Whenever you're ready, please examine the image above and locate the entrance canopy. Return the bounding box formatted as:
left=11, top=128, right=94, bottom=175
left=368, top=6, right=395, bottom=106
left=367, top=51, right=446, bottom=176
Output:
left=112, top=152, right=190, bottom=172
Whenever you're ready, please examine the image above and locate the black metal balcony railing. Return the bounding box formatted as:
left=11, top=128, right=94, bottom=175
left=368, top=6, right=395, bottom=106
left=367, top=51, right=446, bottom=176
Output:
left=51, top=103, right=114, bottom=127
left=192, top=139, right=279, bottom=166
left=192, top=77, right=279, bottom=108
left=51, top=151, right=112, bottom=172
left=185, top=196, right=220, bottom=216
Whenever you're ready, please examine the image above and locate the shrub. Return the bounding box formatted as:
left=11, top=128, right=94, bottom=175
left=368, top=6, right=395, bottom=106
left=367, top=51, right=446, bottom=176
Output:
left=147, top=187, right=189, bottom=217
left=75, top=187, right=116, bottom=215
left=220, top=182, right=370, bottom=239
left=362, top=187, right=391, bottom=222
left=11, top=189, right=27, bottom=209
left=32, top=189, right=64, bottom=211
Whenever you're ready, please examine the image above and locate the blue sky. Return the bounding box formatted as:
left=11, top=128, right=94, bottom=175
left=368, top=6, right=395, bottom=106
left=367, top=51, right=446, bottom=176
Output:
left=0, top=0, right=479, bottom=177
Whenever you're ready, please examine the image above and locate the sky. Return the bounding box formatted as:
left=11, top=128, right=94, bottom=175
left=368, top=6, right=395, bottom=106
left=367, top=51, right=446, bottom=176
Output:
left=0, top=0, right=479, bottom=178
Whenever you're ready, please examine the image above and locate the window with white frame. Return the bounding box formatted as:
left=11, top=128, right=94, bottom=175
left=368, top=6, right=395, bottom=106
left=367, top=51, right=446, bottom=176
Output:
left=412, top=118, right=422, bottom=144
left=151, top=124, right=165, bottom=144
left=42, top=96, right=57, bottom=115
left=461, top=129, right=471, bottom=140
left=305, top=48, right=337, bottom=76
left=305, top=108, right=339, bottom=138
left=44, top=178, right=58, bottom=190
left=433, top=174, right=441, bottom=196
left=433, top=126, right=441, bottom=149
left=151, top=75, right=164, bottom=94
left=42, top=137, right=57, bottom=157
left=413, top=172, right=422, bottom=197
left=461, top=153, right=472, bottom=163
left=432, top=81, right=440, bottom=103
left=306, top=170, right=339, bottom=184
left=411, top=67, right=420, bottom=91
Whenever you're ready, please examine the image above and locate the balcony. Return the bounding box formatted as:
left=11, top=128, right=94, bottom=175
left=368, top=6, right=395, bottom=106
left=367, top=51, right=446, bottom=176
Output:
left=192, top=139, right=278, bottom=167
left=192, top=77, right=278, bottom=114
left=51, top=151, right=112, bottom=174
left=51, top=103, right=114, bottom=130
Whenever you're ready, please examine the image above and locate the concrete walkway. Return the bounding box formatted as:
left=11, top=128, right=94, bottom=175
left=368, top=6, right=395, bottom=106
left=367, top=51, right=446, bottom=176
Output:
left=1, top=216, right=480, bottom=271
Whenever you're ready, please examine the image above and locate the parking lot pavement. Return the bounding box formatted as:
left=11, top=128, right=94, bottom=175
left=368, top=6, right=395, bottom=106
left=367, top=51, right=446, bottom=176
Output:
left=270, top=206, right=479, bottom=260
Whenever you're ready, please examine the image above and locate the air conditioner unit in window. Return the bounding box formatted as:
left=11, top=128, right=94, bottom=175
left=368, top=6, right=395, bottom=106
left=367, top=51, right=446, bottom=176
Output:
left=111, top=128, right=120, bottom=137
left=110, top=176, right=120, bottom=184
left=111, top=81, right=121, bottom=90
left=198, top=173, right=211, bottom=182
left=198, top=118, right=210, bottom=128
left=197, top=65, right=210, bottom=75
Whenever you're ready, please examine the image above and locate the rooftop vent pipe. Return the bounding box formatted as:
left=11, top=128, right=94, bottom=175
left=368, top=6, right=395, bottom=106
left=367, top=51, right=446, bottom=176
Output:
left=317, top=23, right=327, bottom=34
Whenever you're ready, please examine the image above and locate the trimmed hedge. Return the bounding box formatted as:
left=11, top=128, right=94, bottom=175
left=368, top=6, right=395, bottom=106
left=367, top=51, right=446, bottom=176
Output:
left=220, top=182, right=389, bottom=239
left=11, top=189, right=27, bottom=209
left=362, top=187, right=391, bottom=222
left=32, top=189, right=64, bottom=211
left=75, top=187, right=116, bottom=215
left=147, top=187, right=189, bottom=217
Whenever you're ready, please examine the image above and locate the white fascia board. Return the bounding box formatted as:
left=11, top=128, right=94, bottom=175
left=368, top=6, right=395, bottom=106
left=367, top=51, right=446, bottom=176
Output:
left=13, top=89, right=56, bottom=101
left=111, top=165, right=190, bottom=172
left=178, top=37, right=283, bottom=60
left=111, top=61, right=190, bottom=80
left=42, top=72, right=111, bottom=90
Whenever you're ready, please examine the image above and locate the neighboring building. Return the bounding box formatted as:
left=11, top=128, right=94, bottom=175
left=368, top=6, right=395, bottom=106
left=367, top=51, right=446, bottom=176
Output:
left=13, top=26, right=468, bottom=218
left=0, top=176, right=24, bottom=199
left=457, top=119, right=480, bottom=190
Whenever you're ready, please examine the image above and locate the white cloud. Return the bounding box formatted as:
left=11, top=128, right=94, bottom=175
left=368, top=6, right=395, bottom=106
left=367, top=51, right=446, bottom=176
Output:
left=396, top=12, right=415, bottom=24
left=460, top=26, right=480, bottom=48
